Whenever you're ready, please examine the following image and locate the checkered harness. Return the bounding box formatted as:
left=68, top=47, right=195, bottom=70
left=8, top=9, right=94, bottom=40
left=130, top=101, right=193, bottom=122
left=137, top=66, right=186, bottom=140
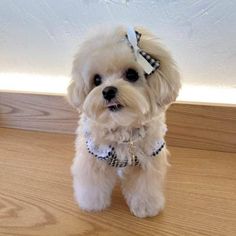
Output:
left=84, top=130, right=165, bottom=168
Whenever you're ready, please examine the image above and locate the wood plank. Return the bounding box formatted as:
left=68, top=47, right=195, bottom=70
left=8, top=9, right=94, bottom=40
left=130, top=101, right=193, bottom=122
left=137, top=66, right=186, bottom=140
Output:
left=0, top=92, right=78, bottom=133
left=166, top=104, right=236, bottom=153
left=0, top=92, right=236, bottom=152
left=0, top=128, right=235, bottom=236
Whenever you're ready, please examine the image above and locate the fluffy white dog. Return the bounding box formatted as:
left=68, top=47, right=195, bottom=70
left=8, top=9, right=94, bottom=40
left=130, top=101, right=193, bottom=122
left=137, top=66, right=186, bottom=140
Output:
left=67, top=26, right=181, bottom=218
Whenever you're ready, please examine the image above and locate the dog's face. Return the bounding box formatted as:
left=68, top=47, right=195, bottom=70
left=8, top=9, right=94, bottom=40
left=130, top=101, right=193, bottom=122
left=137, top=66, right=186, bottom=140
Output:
left=68, top=26, right=181, bottom=128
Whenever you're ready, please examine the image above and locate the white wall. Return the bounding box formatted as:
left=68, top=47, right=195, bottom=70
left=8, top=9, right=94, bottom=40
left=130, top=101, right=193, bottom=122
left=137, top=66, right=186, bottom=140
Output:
left=0, top=0, right=235, bottom=97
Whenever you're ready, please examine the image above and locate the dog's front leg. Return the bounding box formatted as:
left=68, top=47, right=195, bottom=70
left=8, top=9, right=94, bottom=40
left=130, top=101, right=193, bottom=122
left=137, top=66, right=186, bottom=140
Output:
left=71, top=154, right=117, bottom=212
left=121, top=154, right=168, bottom=218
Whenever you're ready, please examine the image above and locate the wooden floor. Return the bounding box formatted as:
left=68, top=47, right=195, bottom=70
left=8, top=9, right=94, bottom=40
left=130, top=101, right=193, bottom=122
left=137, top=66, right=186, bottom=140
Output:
left=0, top=128, right=236, bottom=236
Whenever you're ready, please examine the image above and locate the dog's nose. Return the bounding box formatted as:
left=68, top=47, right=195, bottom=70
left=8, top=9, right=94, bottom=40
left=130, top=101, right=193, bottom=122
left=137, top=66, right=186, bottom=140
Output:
left=102, top=86, right=118, bottom=101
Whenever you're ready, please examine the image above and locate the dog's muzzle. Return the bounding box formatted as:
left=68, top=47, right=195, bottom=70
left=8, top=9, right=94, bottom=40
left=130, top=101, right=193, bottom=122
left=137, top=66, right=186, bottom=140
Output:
left=103, top=86, right=123, bottom=112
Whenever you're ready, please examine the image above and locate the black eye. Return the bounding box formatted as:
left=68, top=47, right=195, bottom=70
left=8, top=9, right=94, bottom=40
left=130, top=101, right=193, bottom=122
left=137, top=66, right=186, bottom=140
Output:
left=93, top=74, right=102, bottom=86
left=125, top=68, right=139, bottom=82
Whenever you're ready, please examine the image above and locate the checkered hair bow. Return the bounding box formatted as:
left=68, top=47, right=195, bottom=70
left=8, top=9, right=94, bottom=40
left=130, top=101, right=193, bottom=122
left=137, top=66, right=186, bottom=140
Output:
left=126, top=27, right=160, bottom=77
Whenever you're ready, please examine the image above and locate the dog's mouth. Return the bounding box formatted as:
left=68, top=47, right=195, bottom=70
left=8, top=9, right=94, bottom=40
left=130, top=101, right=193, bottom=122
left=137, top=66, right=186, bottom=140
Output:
left=106, top=101, right=123, bottom=112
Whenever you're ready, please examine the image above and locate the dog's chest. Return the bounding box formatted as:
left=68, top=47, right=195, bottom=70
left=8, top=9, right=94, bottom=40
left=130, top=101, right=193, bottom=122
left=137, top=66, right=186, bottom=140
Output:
left=85, top=134, right=165, bottom=168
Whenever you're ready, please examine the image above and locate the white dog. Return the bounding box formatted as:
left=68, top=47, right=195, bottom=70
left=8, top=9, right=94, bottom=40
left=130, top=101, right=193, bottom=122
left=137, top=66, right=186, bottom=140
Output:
left=67, top=26, right=181, bottom=218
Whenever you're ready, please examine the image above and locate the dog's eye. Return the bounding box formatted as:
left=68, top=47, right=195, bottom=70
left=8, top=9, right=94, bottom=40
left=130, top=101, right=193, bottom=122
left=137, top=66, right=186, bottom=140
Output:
left=125, top=68, right=139, bottom=82
left=93, top=74, right=102, bottom=86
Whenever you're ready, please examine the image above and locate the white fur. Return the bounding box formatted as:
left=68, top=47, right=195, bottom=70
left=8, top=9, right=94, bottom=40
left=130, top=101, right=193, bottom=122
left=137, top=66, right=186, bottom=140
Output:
left=67, top=25, right=181, bottom=218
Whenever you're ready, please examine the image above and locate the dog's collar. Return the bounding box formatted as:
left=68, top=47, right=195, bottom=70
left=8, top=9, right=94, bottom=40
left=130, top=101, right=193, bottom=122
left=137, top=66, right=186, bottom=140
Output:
left=126, top=27, right=160, bottom=77
left=84, top=131, right=165, bottom=168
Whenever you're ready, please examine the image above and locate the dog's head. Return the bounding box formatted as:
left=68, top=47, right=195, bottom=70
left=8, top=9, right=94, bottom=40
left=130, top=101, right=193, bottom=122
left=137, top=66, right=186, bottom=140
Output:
left=67, top=26, right=180, bottom=128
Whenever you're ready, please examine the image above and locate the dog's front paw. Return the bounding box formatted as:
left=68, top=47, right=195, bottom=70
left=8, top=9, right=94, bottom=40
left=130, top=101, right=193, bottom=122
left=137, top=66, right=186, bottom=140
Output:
left=128, top=194, right=165, bottom=218
left=74, top=186, right=111, bottom=212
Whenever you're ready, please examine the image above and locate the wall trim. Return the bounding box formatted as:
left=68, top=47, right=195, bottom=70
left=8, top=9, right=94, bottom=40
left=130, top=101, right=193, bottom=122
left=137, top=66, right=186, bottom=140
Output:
left=0, top=92, right=235, bottom=153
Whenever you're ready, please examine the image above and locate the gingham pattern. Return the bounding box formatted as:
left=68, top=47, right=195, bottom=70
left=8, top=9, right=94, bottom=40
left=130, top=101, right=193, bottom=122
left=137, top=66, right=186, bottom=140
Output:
left=85, top=138, right=165, bottom=168
left=126, top=31, right=160, bottom=77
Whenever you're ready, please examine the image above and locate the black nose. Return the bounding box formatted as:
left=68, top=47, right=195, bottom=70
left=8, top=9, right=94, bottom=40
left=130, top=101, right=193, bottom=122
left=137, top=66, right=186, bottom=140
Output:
left=102, top=86, right=118, bottom=101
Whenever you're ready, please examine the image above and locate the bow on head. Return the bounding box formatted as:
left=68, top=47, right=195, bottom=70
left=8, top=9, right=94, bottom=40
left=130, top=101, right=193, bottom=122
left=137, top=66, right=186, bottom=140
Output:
left=126, top=27, right=160, bottom=77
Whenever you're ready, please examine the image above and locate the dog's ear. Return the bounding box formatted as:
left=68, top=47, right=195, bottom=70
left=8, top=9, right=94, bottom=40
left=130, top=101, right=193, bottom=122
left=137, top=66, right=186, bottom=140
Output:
left=147, top=55, right=181, bottom=107
left=67, top=55, right=88, bottom=111
left=138, top=28, right=181, bottom=107
left=67, top=80, right=80, bottom=108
